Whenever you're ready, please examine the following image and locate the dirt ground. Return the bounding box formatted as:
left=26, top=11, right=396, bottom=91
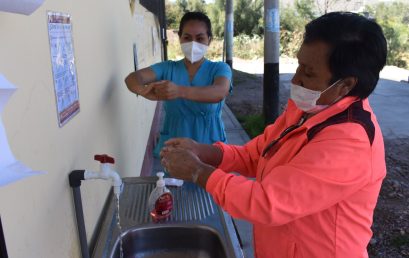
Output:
left=226, top=69, right=409, bottom=257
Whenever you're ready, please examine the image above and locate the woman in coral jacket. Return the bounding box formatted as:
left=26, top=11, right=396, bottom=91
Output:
left=160, top=12, right=387, bottom=258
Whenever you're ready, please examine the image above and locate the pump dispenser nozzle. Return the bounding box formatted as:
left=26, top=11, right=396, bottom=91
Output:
left=156, top=172, right=165, bottom=187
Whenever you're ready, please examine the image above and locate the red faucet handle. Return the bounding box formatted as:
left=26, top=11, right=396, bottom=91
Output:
left=94, top=154, right=115, bottom=164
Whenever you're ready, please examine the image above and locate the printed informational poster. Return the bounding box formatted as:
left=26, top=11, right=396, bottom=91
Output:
left=47, top=12, right=80, bottom=127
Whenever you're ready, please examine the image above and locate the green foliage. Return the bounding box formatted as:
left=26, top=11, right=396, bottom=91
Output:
left=365, top=2, right=409, bottom=68
left=186, top=0, right=206, bottom=13
left=165, top=0, right=409, bottom=69
left=280, top=0, right=316, bottom=58
left=207, top=0, right=226, bottom=38
left=295, top=0, right=316, bottom=20
left=237, top=114, right=265, bottom=139
left=165, top=0, right=206, bottom=30
left=234, top=0, right=264, bottom=36
left=165, top=0, right=184, bottom=30
left=207, top=0, right=263, bottom=38
left=233, top=34, right=263, bottom=59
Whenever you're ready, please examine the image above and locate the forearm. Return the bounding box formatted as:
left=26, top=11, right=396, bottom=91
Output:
left=179, top=85, right=227, bottom=103
left=125, top=72, right=145, bottom=93
left=196, top=143, right=223, bottom=167
left=196, top=164, right=215, bottom=188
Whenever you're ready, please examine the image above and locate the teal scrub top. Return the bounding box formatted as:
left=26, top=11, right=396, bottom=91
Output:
left=150, top=59, right=232, bottom=156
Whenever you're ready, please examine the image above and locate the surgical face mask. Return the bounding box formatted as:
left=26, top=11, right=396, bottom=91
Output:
left=290, top=79, right=342, bottom=113
left=181, top=41, right=208, bottom=63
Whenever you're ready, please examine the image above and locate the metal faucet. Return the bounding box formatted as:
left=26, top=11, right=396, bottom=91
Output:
left=85, top=154, right=123, bottom=196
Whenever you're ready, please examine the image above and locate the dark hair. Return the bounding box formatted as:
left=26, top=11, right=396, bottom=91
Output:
left=303, top=12, right=387, bottom=99
left=178, top=11, right=213, bottom=40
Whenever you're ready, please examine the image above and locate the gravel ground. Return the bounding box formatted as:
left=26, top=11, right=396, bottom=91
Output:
left=226, top=67, right=409, bottom=257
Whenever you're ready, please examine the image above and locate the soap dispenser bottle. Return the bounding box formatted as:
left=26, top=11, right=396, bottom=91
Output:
left=148, top=172, right=173, bottom=222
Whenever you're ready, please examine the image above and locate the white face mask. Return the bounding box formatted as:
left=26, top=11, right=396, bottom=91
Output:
left=290, top=79, right=342, bottom=113
left=181, top=41, right=208, bottom=63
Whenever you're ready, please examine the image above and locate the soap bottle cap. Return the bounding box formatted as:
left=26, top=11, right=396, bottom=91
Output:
left=156, top=172, right=165, bottom=187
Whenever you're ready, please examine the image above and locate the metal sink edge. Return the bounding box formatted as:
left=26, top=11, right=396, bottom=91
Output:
left=91, top=176, right=243, bottom=258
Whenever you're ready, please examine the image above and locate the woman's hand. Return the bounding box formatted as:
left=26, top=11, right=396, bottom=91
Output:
left=163, top=138, right=200, bottom=155
left=161, top=137, right=223, bottom=167
left=160, top=147, right=214, bottom=186
left=151, top=80, right=182, bottom=100
left=133, top=83, right=158, bottom=100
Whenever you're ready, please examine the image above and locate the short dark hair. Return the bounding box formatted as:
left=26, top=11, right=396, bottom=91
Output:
left=304, top=12, right=387, bottom=99
left=178, top=11, right=213, bottom=40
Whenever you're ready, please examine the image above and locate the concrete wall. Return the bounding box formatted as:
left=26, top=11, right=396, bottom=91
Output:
left=0, top=0, right=161, bottom=257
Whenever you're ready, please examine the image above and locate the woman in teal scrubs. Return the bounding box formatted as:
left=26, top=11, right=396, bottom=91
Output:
left=125, top=12, right=232, bottom=156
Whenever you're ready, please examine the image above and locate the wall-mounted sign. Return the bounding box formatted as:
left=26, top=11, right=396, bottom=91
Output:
left=47, top=12, right=80, bottom=127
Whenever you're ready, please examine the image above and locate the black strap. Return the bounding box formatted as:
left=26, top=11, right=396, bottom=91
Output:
left=307, top=101, right=375, bottom=145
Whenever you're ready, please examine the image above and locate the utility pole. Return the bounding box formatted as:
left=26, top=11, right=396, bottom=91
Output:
left=225, top=0, right=234, bottom=68
left=263, top=0, right=280, bottom=125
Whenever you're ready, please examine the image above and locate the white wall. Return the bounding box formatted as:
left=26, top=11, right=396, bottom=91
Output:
left=0, top=0, right=161, bottom=257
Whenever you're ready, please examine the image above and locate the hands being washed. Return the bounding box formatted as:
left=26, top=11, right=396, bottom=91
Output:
left=160, top=138, right=214, bottom=184
left=133, top=80, right=180, bottom=101
left=151, top=80, right=181, bottom=100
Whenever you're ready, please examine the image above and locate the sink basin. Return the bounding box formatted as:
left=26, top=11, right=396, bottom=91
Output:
left=92, top=178, right=242, bottom=258
left=110, top=225, right=228, bottom=258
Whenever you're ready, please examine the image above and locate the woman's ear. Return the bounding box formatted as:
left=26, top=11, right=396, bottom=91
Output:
left=341, top=76, right=358, bottom=95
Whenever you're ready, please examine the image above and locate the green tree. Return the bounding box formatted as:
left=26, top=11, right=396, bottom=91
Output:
left=296, top=0, right=316, bottom=20
left=366, top=2, right=409, bottom=68
left=234, top=0, right=263, bottom=36
left=280, top=0, right=316, bottom=57
left=166, top=0, right=208, bottom=30
left=207, top=0, right=226, bottom=38
left=165, top=0, right=183, bottom=30
left=186, top=0, right=206, bottom=13
left=176, top=0, right=188, bottom=12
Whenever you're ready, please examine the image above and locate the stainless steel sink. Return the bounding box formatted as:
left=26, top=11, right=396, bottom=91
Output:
left=92, top=177, right=243, bottom=258
left=110, top=225, right=227, bottom=258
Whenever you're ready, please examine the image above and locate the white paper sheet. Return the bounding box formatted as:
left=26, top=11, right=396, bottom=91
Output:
left=0, top=74, right=44, bottom=187
left=0, top=0, right=45, bottom=15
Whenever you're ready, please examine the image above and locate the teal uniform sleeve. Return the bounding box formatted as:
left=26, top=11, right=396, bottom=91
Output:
left=150, top=61, right=169, bottom=81
left=214, top=62, right=233, bottom=93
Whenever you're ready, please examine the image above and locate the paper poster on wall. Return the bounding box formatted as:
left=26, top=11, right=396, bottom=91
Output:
left=47, top=12, right=80, bottom=127
left=0, top=74, right=44, bottom=187
left=0, top=0, right=45, bottom=15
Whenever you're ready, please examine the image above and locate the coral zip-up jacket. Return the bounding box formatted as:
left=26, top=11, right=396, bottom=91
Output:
left=207, top=96, right=386, bottom=258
